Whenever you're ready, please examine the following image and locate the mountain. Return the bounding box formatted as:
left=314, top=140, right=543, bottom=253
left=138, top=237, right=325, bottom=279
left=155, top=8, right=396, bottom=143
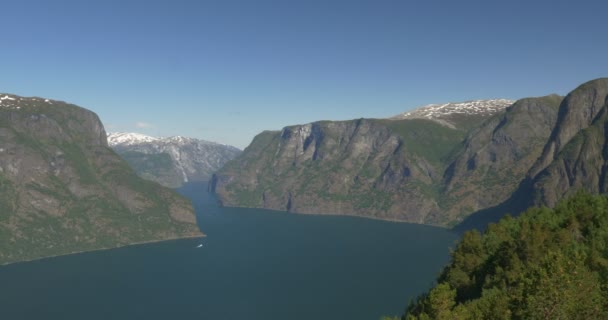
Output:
left=106, top=132, right=160, bottom=145
left=108, top=133, right=241, bottom=188
left=213, top=78, right=608, bottom=228
left=440, top=95, right=562, bottom=224
left=457, top=78, right=608, bottom=231
left=528, top=79, right=608, bottom=206
left=390, top=99, right=515, bottom=129
left=212, top=97, right=569, bottom=226
left=0, top=94, right=201, bottom=265
left=393, top=80, right=608, bottom=318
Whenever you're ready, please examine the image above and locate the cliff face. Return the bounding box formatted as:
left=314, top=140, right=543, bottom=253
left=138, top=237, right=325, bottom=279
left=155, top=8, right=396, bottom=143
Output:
left=441, top=95, right=562, bottom=220
left=214, top=78, right=608, bottom=228
left=211, top=94, right=570, bottom=227
left=529, top=79, right=608, bottom=207
left=212, top=118, right=459, bottom=224
left=0, top=94, right=201, bottom=265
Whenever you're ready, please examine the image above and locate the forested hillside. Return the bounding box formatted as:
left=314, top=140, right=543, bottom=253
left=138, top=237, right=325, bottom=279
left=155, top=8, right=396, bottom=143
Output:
left=402, top=192, right=608, bottom=319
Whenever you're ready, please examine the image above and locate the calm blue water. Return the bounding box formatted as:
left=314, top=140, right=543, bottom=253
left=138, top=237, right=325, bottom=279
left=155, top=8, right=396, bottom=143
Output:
left=0, top=182, right=458, bottom=319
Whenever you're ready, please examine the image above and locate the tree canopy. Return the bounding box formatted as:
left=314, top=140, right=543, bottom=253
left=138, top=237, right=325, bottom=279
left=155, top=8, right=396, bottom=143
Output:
left=403, top=192, right=608, bottom=319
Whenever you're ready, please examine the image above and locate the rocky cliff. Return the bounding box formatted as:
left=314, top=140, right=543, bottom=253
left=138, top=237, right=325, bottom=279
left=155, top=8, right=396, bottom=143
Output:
left=108, top=133, right=241, bottom=188
left=212, top=97, right=566, bottom=226
left=528, top=78, right=608, bottom=206
left=440, top=95, right=562, bottom=222
left=213, top=118, right=458, bottom=223
left=0, top=94, right=201, bottom=264
left=215, top=78, right=608, bottom=228
left=460, top=78, right=608, bottom=230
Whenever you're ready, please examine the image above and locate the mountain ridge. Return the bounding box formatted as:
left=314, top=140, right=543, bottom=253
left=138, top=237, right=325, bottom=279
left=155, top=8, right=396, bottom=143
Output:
left=391, top=99, right=516, bottom=129
left=211, top=96, right=557, bottom=226
left=211, top=79, right=608, bottom=228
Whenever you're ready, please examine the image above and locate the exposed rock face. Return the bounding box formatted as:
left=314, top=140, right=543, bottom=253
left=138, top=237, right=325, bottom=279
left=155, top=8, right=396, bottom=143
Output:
left=214, top=78, right=608, bottom=228
left=0, top=94, right=201, bottom=265
left=211, top=93, right=578, bottom=227
left=211, top=119, right=453, bottom=223
left=529, top=79, right=608, bottom=206
left=210, top=89, right=597, bottom=226
left=441, top=95, right=562, bottom=220
left=108, top=133, right=241, bottom=188
left=458, top=79, right=608, bottom=231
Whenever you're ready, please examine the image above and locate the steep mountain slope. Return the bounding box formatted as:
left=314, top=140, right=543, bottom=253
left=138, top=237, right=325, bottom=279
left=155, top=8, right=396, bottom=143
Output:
left=212, top=118, right=465, bottom=223
left=440, top=95, right=562, bottom=222
left=390, top=80, right=608, bottom=318
left=108, top=133, right=241, bottom=188
left=212, top=98, right=573, bottom=226
left=0, top=94, right=201, bottom=265
left=528, top=78, right=608, bottom=207
left=215, top=78, right=608, bottom=228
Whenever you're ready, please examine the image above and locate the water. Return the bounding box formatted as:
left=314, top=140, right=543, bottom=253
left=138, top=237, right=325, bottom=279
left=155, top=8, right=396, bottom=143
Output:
left=0, top=182, right=458, bottom=319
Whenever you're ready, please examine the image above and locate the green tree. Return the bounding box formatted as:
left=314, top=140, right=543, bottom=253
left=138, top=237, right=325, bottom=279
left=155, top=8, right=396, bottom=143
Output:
left=524, top=250, right=605, bottom=319
left=403, top=193, right=608, bottom=319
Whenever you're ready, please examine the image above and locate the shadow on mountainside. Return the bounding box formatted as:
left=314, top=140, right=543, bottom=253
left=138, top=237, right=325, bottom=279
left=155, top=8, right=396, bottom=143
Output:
left=453, top=179, right=535, bottom=234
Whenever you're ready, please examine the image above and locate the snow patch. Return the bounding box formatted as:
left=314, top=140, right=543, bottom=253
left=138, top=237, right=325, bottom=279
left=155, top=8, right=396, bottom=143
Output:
left=0, top=95, right=20, bottom=109
left=392, top=99, right=515, bottom=123
left=107, top=132, right=159, bottom=146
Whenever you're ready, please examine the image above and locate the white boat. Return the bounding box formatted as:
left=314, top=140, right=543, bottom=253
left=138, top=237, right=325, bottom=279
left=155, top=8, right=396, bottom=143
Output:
left=196, top=244, right=203, bottom=248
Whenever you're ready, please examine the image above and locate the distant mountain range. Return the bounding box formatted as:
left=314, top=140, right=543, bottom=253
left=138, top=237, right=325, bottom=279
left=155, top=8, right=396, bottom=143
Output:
left=108, top=133, right=241, bottom=188
left=0, top=94, right=201, bottom=264
left=212, top=78, right=608, bottom=228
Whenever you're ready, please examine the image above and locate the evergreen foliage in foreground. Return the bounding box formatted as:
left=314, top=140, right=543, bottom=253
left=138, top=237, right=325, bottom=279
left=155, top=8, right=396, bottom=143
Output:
left=403, top=192, right=608, bottom=319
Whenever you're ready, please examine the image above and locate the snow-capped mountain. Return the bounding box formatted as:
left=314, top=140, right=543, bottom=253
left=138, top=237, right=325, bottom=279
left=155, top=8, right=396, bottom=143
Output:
left=391, top=99, right=515, bottom=129
left=108, top=132, right=241, bottom=188
left=106, top=132, right=159, bottom=145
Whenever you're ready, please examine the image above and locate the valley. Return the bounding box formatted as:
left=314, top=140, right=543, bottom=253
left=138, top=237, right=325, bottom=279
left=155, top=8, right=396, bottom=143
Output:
left=0, top=183, right=457, bottom=320
left=3, top=2, right=607, bottom=319
left=2, top=78, right=608, bottom=319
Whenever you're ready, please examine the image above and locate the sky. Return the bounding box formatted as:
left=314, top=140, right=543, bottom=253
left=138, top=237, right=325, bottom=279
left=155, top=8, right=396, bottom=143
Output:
left=1, top=0, right=607, bottom=149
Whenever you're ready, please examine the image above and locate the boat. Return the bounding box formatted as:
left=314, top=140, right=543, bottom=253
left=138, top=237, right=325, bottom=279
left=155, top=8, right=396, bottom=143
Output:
left=196, top=244, right=203, bottom=248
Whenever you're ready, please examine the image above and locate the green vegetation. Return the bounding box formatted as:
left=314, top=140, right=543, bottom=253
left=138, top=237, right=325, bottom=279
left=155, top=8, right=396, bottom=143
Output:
left=115, top=150, right=183, bottom=187
left=118, top=151, right=174, bottom=170
left=0, top=96, right=200, bottom=265
left=230, top=187, right=263, bottom=207
left=217, top=118, right=467, bottom=218
left=60, top=142, right=98, bottom=184
left=214, top=83, right=588, bottom=227
left=0, top=173, right=17, bottom=220
left=402, top=192, right=608, bottom=319
left=376, top=119, right=465, bottom=165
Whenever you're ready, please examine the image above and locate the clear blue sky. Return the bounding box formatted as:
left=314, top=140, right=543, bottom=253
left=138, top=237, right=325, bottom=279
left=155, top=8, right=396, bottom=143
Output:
left=1, top=0, right=607, bottom=148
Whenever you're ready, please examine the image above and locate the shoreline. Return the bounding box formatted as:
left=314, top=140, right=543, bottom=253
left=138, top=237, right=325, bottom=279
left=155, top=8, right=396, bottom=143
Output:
left=218, top=203, right=454, bottom=230
left=0, top=233, right=205, bottom=267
